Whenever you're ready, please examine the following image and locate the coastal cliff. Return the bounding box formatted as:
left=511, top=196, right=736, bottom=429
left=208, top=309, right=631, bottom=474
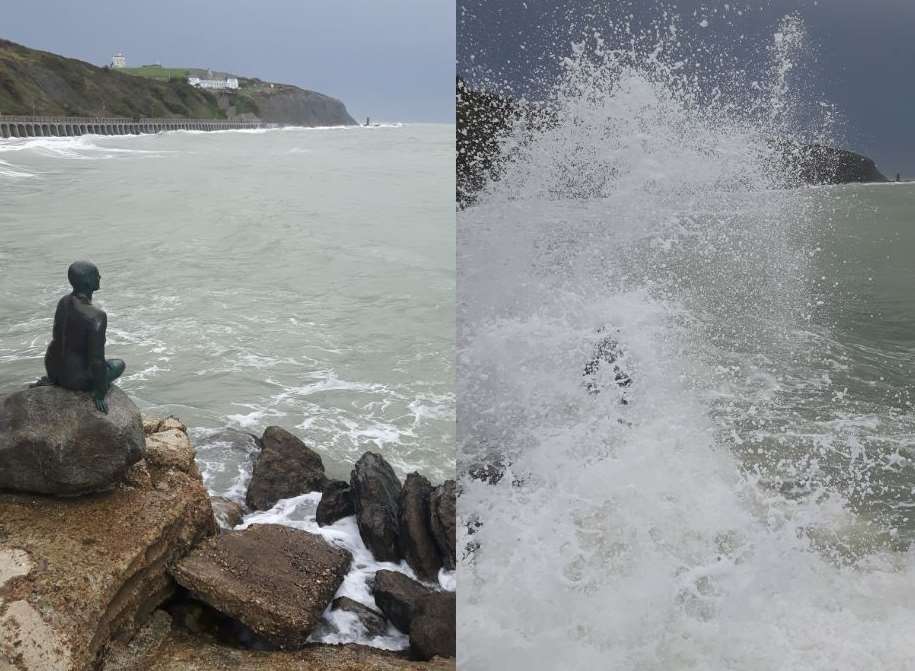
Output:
left=0, top=38, right=356, bottom=127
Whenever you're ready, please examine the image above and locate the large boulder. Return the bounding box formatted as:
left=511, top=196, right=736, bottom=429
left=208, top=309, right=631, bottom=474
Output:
left=245, top=427, right=327, bottom=511
left=428, top=481, right=456, bottom=571
left=316, top=479, right=355, bottom=527
left=372, top=570, right=432, bottom=635
left=409, top=592, right=456, bottom=661
left=0, top=384, right=144, bottom=496
left=351, top=452, right=403, bottom=562
left=399, top=473, right=442, bottom=582
left=0, top=420, right=215, bottom=671
left=170, top=523, right=351, bottom=648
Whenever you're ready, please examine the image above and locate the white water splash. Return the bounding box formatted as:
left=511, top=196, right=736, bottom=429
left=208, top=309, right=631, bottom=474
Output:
left=459, top=13, right=915, bottom=671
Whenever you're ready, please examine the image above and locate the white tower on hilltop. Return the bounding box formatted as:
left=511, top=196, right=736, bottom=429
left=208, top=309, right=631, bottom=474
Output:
left=112, top=52, right=126, bottom=68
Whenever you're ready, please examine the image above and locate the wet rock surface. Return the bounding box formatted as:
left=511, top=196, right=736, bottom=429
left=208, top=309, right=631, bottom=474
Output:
left=351, top=453, right=403, bottom=562
left=409, top=592, right=456, bottom=661
left=428, top=481, right=457, bottom=571
left=399, top=473, right=442, bottom=582
left=170, top=523, right=351, bottom=648
left=331, top=596, right=389, bottom=638
left=210, top=496, right=246, bottom=529
left=372, top=570, right=433, bottom=635
left=245, top=426, right=327, bottom=511
left=0, top=384, right=144, bottom=496
left=317, top=479, right=355, bottom=527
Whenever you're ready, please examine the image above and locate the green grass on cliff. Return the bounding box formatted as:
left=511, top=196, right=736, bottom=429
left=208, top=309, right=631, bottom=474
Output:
left=0, top=39, right=226, bottom=119
left=119, top=66, right=190, bottom=81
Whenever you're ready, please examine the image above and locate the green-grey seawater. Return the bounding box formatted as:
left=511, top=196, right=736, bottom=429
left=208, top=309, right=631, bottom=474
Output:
left=0, top=125, right=455, bottom=486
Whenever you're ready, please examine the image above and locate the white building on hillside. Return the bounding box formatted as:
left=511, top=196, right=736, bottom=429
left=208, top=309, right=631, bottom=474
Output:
left=187, top=76, right=239, bottom=90
left=112, top=52, right=127, bottom=68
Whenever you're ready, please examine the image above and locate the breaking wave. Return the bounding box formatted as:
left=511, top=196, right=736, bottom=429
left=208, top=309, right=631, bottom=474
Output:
left=458, top=11, right=915, bottom=670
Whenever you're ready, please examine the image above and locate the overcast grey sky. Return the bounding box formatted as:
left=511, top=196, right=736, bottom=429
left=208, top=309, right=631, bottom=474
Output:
left=459, top=0, right=915, bottom=176
left=4, top=0, right=455, bottom=123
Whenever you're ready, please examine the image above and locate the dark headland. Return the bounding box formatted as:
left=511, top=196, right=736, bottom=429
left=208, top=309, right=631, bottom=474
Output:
left=0, top=38, right=356, bottom=127
left=457, top=77, right=888, bottom=207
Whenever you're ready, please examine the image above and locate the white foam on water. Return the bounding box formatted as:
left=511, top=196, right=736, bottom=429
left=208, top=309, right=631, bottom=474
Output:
left=459, top=11, right=915, bottom=671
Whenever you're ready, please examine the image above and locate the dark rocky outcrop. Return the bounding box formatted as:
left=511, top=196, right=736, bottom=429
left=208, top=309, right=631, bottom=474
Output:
left=0, top=384, right=144, bottom=496
left=231, top=83, right=357, bottom=126
left=245, top=426, right=328, bottom=511
left=457, top=77, right=889, bottom=206
left=316, top=479, right=355, bottom=527
left=428, top=481, right=457, bottom=571
left=372, top=570, right=433, bottom=635
left=331, top=597, right=389, bottom=638
left=409, top=592, right=456, bottom=661
left=0, top=419, right=215, bottom=670
left=399, top=474, right=442, bottom=582
left=457, top=77, right=521, bottom=208
left=351, top=453, right=403, bottom=562
left=790, top=143, right=888, bottom=185
left=210, top=497, right=246, bottom=529
left=170, top=523, right=351, bottom=648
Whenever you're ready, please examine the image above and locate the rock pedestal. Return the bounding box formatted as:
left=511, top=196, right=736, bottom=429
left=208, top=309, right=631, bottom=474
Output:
left=0, top=385, right=144, bottom=496
left=0, top=420, right=215, bottom=671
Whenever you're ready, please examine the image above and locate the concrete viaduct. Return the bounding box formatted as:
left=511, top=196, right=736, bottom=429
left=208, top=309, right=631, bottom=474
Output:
left=0, top=116, right=269, bottom=139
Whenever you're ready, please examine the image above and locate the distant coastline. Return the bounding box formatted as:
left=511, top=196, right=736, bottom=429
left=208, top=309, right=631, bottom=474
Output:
left=0, top=38, right=357, bottom=128
left=456, top=77, right=891, bottom=207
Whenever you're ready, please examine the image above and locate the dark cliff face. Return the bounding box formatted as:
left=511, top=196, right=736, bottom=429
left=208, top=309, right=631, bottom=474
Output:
left=456, top=78, right=888, bottom=205
left=788, top=144, right=888, bottom=185
left=231, top=84, right=357, bottom=127
left=457, top=77, right=518, bottom=207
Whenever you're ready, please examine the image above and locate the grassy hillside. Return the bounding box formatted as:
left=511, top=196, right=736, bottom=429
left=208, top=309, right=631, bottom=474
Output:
left=0, top=38, right=357, bottom=126
left=119, top=65, right=190, bottom=81
left=0, top=39, right=226, bottom=118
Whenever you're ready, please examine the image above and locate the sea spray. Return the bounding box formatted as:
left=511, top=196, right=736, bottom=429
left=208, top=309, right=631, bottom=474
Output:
left=458, top=11, right=915, bottom=670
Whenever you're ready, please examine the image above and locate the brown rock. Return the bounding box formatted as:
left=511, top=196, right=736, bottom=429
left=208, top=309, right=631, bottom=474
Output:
left=0, top=435, right=216, bottom=671
left=245, top=427, right=327, bottom=511
left=170, top=523, right=351, bottom=648
left=145, top=428, right=199, bottom=477
left=129, top=628, right=456, bottom=670
left=372, top=570, right=432, bottom=634
left=143, top=416, right=164, bottom=435
left=409, top=592, right=456, bottom=661
left=429, top=482, right=456, bottom=571
left=399, top=474, right=442, bottom=582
